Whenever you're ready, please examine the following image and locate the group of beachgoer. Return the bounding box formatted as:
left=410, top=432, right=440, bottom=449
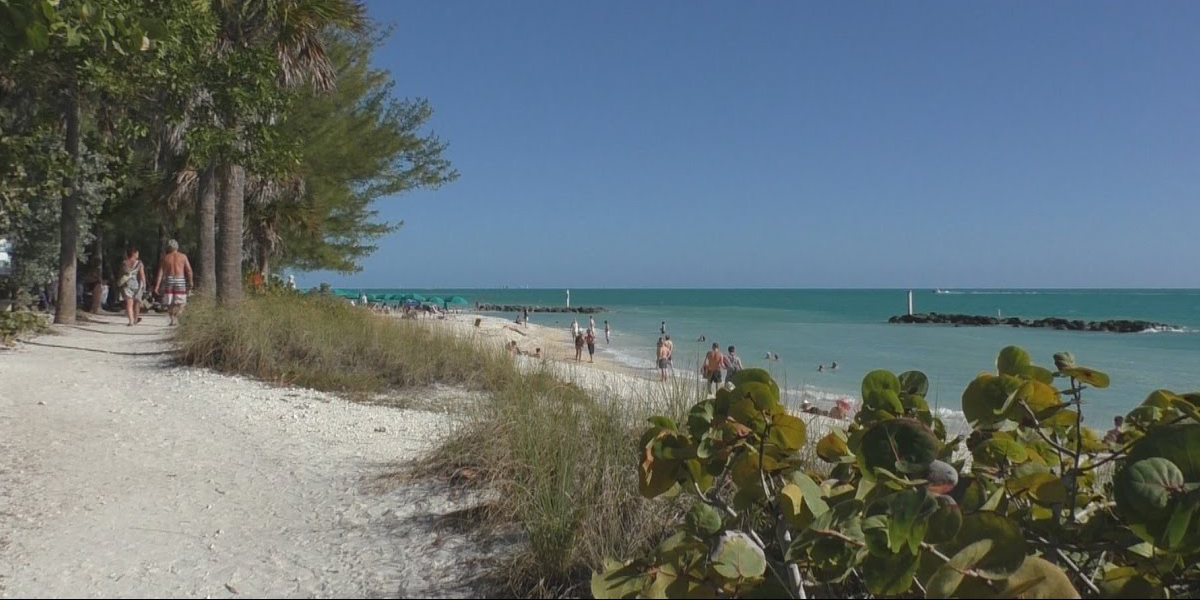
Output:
left=800, top=398, right=856, bottom=420
left=508, top=340, right=543, bottom=360
left=571, top=315, right=610, bottom=363
left=115, top=239, right=193, bottom=327
left=818, top=361, right=839, bottom=372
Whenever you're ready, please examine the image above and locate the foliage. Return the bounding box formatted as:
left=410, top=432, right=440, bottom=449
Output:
left=0, top=310, right=48, bottom=344
left=595, top=347, right=1200, bottom=598
left=247, top=27, right=458, bottom=275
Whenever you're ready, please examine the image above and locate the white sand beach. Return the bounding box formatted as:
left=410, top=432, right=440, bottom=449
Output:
left=0, top=313, right=497, bottom=598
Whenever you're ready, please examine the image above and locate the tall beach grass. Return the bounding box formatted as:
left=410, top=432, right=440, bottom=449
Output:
left=175, top=293, right=694, bottom=597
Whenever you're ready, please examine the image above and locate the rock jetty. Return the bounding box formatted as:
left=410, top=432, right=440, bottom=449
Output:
left=477, top=303, right=606, bottom=314
left=888, top=313, right=1173, bottom=333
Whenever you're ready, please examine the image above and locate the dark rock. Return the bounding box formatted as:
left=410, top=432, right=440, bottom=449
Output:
left=476, top=303, right=606, bottom=314
left=889, top=313, right=1172, bottom=334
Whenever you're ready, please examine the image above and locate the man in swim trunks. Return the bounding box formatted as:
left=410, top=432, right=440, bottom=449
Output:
left=155, top=239, right=193, bottom=326
left=656, top=338, right=670, bottom=381
left=704, top=343, right=724, bottom=395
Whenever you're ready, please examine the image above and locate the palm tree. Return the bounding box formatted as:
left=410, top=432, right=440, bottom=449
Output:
left=210, top=0, right=364, bottom=303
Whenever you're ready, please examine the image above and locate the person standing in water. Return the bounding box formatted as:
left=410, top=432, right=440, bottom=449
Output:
left=154, top=239, right=193, bottom=326
left=656, top=338, right=670, bottom=381
left=660, top=321, right=667, bottom=335
left=604, top=320, right=611, bottom=344
left=117, top=248, right=146, bottom=326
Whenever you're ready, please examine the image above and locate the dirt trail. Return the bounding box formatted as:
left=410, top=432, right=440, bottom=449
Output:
left=0, top=313, right=489, bottom=598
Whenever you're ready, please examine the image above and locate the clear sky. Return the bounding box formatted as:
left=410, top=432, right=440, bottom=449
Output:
left=303, top=1, right=1200, bottom=289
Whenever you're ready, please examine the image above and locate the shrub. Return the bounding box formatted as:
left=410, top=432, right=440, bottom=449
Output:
left=175, top=293, right=514, bottom=393
left=0, top=310, right=48, bottom=345
left=595, top=346, right=1200, bottom=598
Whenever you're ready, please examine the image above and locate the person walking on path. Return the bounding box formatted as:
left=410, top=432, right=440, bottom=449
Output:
left=117, top=248, right=146, bottom=326
left=604, top=320, right=611, bottom=344
left=585, top=329, right=596, bottom=363
left=723, top=345, right=742, bottom=384
left=656, top=338, right=670, bottom=381
left=154, top=239, right=193, bottom=326
left=704, top=343, right=724, bottom=395
left=574, top=331, right=586, bottom=361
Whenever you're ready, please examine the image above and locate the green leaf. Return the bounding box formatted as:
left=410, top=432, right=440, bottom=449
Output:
left=768, top=413, right=806, bottom=451
left=591, top=559, right=650, bottom=599
left=24, top=22, right=49, bottom=50
left=858, top=418, right=940, bottom=478
left=996, top=345, right=1031, bottom=377
left=684, top=503, right=722, bottom=537
left=898, top=370, right=930, bottom=395
left=1018, top=364, right=1055, bottom=384
left=1164, top=500, right=1196, bottom=550
left=962, top=374, right=1022, bottom=427
left=963, top=556, right=1081, bottom=599
left=789, top=471, right=830, bottom=517
left=710, top=532, right=766, bottom=580
left=1115, top=451, right=1192, bottom=525
left=926, top=539, right=993, bottom=598
left=686, top=401, right=714, bottom=437
left=729, top=368, right=780, bottom=400
left=1060, top=366, right=1110, bottom=389
left=862, top=369, right=901, bottom=400
left=647, top=416, right=677, bottom=431
left=926, top=495, right=962, bottom=544
left=816, top=431, right=850, bottom=462
left=863, top=549, right=920, bottom=595
left=938, top=512, right=1026, bottom=579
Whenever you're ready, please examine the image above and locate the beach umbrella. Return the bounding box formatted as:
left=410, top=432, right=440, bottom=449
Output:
left=408, top=293, right=426, bottom=303
left=425, top=296, right=445, bottom=307
left=447, top=296, right=469, bottom=307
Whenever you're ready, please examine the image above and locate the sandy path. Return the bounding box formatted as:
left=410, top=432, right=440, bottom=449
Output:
left=0, top=313, right=490, bottom=598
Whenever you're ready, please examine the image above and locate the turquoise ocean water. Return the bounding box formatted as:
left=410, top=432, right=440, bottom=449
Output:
left=355, top=288, right=1199, bottom=421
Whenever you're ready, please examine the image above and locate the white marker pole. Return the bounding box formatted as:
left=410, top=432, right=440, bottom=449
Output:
left=566, top=289, right=570, bottom=308
left=907, top=290, right=914, bottom=316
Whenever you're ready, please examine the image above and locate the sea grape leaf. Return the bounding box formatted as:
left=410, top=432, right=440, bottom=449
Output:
left=997, top=346, right=1031, bottom=377
left=926, top=539, right=992, bottom=598
left=1060, top=366, right=1110, bottom=389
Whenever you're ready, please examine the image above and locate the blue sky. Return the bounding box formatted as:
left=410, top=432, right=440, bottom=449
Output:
left=303, top=1, right=1200, bottom=289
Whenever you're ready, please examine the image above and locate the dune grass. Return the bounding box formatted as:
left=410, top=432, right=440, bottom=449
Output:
left=175, top=293, right=516, bottom=393
left=175, top=293, right=687, bottom=597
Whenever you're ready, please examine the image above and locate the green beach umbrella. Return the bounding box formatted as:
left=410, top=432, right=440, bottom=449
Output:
left=408, top=293, right=426, bottom=303
left=447, top=296, right=469, bottom=307
left=425, top=296, right=445, bottom=307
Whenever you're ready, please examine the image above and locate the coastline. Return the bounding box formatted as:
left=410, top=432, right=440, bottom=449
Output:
left=402, top=311, right=970, bottom=436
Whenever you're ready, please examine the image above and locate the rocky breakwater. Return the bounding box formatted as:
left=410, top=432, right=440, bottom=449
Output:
left=477, top=304, right=607, bottom=314
left=889, top=312, right=1176, bottom=333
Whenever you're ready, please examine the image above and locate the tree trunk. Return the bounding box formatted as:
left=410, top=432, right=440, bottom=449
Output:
left=195, top=163, right=217, bottom=295
left=216, top=162, right=245, bottom=303
left=53, top=93, right=82, bottom=325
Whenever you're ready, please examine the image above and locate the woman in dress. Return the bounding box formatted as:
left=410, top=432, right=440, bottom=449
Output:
left=118, top=248, right=146, bottom=326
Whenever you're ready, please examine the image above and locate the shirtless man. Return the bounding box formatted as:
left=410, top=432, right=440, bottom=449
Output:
left=154, top=239, right=193, bottom=326
left=703, top=343, right=724, bottom=395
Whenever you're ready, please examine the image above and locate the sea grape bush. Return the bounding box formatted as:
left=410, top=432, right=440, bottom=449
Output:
left=592, top=346, right=1200, bottom=598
